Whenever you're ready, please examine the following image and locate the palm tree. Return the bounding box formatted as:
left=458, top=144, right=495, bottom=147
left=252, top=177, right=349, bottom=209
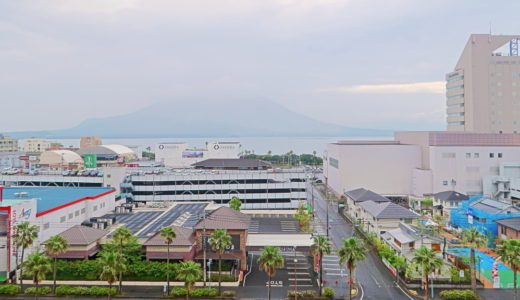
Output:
left=229, top=197, right=242, bottom=211
left=496, top=239, right=520, bottom=300
left=160, top=227, right=176, bottom=295
left=112, top=226, right=133, bottom=293
left=14, top=221, right=38, bottom=290
left=98, top=251, right=126, bottom=300
left=392, top=256, right=407, bottom=284
left=44, top=235, right=69, bottom=293
left=461, top=228, right=487, bottom=293
left=23, top=251, right=52, bottom=300
left=257, top=246, right=284, bottom=300
left=412, top=246, right=443, bottom=300
left=175, top=261, right=202, bottom=300
left=338, top=237, right=367, bottom=300
left=209, top=229, right=232, bottom=294
left=312, top=235, right=332, bottom=295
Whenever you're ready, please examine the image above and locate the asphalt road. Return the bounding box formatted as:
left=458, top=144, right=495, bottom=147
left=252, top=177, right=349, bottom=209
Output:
left=309, top=183, right=415, bottom=300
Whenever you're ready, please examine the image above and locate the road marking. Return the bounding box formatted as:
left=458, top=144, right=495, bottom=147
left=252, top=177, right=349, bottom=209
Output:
left=396, top=282, right=415, bottom=300
left=369, top=274, right=381, bottom=287
left=288, top=272, right=309, bottom=275
left=323, top=273, right=343, bottom=276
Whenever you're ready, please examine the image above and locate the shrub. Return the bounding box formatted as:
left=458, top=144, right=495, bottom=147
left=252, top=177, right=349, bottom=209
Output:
left=171, top=287, right=187, bottom=297
left=440, top=289, right=478, bottom=300
left=450, top=268, right=470, bottom=283
left=170, top=287, right=217, bottom=298
left=55, top=285, right=116, bottom=296
left=24, top=286, right=52, bottom=295
left=323, top=287, right=334, bottom=299
left=221, top=290, right=236, bottom=297
left=0, top=285, right=20, bottom=295
left=302, top=290, right=317, bottom=297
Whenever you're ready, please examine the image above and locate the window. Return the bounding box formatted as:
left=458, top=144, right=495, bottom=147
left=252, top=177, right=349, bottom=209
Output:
left=447, top=112, right=464, bottom=117
left=68, top=213, right=73, bottom=220
left=60, top=216, right=66, bottom=223
left=75, top=210, right=80, bottom=217
left=490, top=153, right=495, bottom=158
left=43, top=223, right=50, bottom=230
left=447, top=94, right=464, bottom=100
left=93, top=205, right=98, bottom=211
left=442, top=153, right=456, bottom=158
left=501, top=225, right=507, bottom=235
left=329, top=157, right=339, bottom=168
left=474, top=153, right=479, bottom=158
left=498, top=153, right=503, bottom=158
left=447, top=85, right=464, bottom=91
left=447, top=103, right=464, bottom=109
left=81, top=208, right=86, bottom=214
left=465, top=153, right=471, bottom=158
left=448, top=121, right=465, bottom=126
left=443, top=180, right=449, bottom=186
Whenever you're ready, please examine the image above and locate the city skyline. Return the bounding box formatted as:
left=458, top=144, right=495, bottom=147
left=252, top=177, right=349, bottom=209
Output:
left=2, top=1, right=520, bottom=133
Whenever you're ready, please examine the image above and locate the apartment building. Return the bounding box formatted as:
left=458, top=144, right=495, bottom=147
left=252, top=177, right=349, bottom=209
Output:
left=447, top=34, right=520, bottom=133
left=23, top=138, right=51, bottom=154
left=324, top=131, right=520, bottom=198
left=0, top=135, right=18, bottom=152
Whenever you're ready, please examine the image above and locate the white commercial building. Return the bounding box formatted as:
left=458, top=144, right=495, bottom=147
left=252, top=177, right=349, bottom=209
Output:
left=447, top=34, right=520, bottom=133
left=0, top=186, right=117, bottom=282
left=23, top=138, right=51, bottom=154
left=324, top=131, right=520, bottom=198
left=155, top=142, right=241, bottom=168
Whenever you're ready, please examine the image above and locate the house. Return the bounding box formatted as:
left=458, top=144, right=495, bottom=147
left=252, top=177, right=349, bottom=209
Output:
left=357, top=200, right=420, bottom=236
left=194, top=206, right=251, bottom=271
left=50, top=225, right=108, bottom=259
left=495, top=217, right=520, bottom=241
left=432, top=191, right=468, bottom=218
left=143, top=226, right=196, bottom=261
left=451, top=196, right=520, bottom=246
left=344, top=188, right=391, bottom=220
left=382, top=222, right=443, bottom=261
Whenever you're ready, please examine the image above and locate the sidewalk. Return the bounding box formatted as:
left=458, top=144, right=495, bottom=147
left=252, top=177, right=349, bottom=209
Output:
left=21, top=279, right=240, bottom=287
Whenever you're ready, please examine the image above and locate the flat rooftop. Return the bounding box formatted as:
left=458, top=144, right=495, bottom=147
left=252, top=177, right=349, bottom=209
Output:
left=1, top=187, right=114, bottom=214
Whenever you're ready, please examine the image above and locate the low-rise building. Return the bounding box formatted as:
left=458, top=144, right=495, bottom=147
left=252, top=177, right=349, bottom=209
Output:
left=431, top=191, right=468, bottom=219
left=495, top=217, right=520, bottom=241
left=80, top=137, right=102, bottom=149
left=0, top=135, right=18, bottom=152
left=51, top=225, right=108, bottom=259
left=344, top=188, right=391, bottom=220
left=39, top=150, right=84, bottom=169
left=357, top=200, right=420, bottom=236
left=23, top=138, right=51, bottom=154
left=382, top=222, right=443, bottom=261
left=143, top=226, right=196, bottom=261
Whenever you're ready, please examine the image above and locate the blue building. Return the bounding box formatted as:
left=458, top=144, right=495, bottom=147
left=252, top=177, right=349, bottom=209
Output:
left=450, top=195, right=520, bottom=246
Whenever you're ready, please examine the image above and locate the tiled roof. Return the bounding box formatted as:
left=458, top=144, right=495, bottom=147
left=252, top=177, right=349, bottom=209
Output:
left=495, top=217, right=520, bottom=231
left=194, top=206, right=251, bottom=230
left=470, top=198, right=520, bottom=214
left=359, top=201, right=419, bottom=219
left=433, top=191, right=468, bottom=202
left=143, top=226, right=195, bottom=246
left=55, top=225, right=107, bottom=245
left=344, top=188, right=390, bottom=203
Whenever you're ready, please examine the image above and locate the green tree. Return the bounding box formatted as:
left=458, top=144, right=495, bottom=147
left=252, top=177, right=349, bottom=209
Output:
left=338, top=237, right=367, bottom=300
left=312, top=235, right=332, bottom=295
left=412, top=246, right=443, bottom=300
left=111, top=226, right=133, bottom=293
left=175, top=261, right=202, bottom=300
left=229, top=197, right=242, bottom=211
left=294, top=202, right=312, bottom=232
left=98, top=251, right=126, bottom=300
left=23, top=251, right=52, bottom=300
left=258, top=246, right=284, bottom=300
left=432, top=214, right=445, bottom=234
left=391, top=256, right=407, bottom=284
left=160, top=227, right=176, bottom=295
left=14, top=221, right=39, bottom=290
left=496, top=239, right=520, bottom=300
left=44, top=235, right=69, bottom=293
left=209, top=229, right=232, bottom=294
left=461, top=228, right=487, bottom=293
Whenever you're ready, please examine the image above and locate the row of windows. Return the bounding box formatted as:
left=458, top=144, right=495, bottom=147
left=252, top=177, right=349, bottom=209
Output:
left=131, top=178, right=306, bottom=186
left=489, top=60, right=520, bottom=65
left=446, top=75, right=464, bottom=83
left=132, top=188, right=306, bottom=196
left=465, top=152, right=503, bottom=158
left=448, top=121, right=465, bottom=126
left=57, top=207, right=88, bottom=224
left=447, top=103, right=464, bottom=109
left=446, top=85, right=464, bottom=91
left=447, top=112, right=464, bottom=117
left=447, top=94, right=464, bottom=100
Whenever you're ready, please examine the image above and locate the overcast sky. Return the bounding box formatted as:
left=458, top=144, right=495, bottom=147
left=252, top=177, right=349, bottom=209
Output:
left=1, top=0, right=519, bottom=132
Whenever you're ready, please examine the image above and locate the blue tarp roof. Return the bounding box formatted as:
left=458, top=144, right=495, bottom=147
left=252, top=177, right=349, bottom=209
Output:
left=1, top=187, right=113, bottom=213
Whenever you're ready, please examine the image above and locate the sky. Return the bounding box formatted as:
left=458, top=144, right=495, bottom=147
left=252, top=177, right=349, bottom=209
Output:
left=1, top=0, right=520, bottom=132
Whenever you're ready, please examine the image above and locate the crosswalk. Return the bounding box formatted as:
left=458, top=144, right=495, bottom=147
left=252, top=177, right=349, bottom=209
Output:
left=283, top=252, right=315, bottom=288
left=248, top=220, right=260, bottom=233
left=280, top=220, right=298, bottom=232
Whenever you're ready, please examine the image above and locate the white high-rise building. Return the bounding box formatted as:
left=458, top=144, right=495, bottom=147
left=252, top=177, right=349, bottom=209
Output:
left=447, top=34, right=520, bottom=133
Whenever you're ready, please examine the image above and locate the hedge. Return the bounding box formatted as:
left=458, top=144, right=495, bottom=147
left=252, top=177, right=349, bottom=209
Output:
left=24, top=286, right=52, bottom=296
left=55, top=285, right=117, bottom=296
left=287, top=290, right=317, bottom=298
left=221, top=290, right=236, bottom=297
left=440, top=289, right=479, bottom=300
left=0, top=285, right=20, bottom=295
left=170, top=287, right=218, bottom=298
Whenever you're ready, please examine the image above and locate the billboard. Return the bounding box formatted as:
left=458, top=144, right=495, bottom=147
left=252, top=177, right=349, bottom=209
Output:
left=84, top=154, right=97, bottom=169
left=182, top=151, right=203, bottom=158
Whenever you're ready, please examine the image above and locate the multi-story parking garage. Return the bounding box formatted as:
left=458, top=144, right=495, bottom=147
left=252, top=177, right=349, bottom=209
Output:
left=122, top=159, right=308, bottom=209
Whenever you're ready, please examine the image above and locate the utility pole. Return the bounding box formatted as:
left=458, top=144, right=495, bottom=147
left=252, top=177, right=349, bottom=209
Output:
left=325, top=168, right=329, bottom=237
left=202, top=212, right=207, bottom=287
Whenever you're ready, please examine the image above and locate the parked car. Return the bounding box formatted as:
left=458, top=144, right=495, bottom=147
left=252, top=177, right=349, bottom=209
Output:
left=97, top=171, right=104, bottom=177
